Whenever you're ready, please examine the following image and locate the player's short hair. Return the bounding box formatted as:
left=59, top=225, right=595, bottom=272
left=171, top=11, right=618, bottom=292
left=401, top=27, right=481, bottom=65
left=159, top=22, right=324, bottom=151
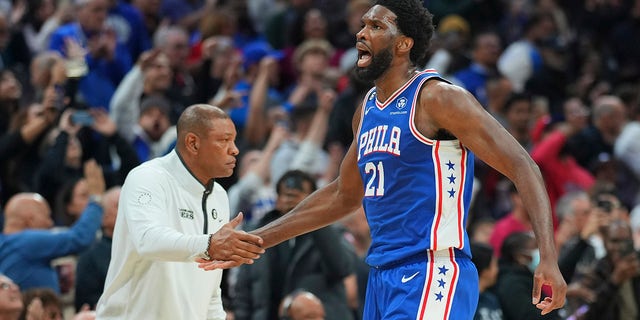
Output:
left=375, top=0, right=434, bottom=67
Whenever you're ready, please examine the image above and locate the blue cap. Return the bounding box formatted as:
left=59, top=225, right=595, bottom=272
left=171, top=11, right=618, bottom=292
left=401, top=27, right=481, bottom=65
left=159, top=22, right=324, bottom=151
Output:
left=242, top=41, right=283, bottom=70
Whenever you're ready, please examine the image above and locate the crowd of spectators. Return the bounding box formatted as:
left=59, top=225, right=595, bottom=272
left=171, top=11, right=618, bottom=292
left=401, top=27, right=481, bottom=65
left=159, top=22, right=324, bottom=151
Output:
left=1, top=0, right=640, bottom=319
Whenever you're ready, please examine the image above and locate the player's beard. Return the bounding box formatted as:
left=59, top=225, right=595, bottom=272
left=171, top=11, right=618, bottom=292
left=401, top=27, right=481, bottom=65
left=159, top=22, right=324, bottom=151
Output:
left=355, top=46, right=393, bottom=83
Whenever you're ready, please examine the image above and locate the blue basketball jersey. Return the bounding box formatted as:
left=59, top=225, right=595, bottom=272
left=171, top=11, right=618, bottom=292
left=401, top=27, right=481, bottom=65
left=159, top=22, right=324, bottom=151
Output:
left=356, top=70, right=475, bottom=268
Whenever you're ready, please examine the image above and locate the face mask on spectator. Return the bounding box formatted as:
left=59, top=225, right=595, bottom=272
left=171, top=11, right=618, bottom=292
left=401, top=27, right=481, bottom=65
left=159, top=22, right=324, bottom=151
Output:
left=528, top=249, right=540, bottom=273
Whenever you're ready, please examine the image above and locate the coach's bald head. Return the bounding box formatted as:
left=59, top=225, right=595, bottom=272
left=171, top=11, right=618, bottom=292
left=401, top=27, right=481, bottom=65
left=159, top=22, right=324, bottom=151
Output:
left=175, top=104, right=239, bottom=184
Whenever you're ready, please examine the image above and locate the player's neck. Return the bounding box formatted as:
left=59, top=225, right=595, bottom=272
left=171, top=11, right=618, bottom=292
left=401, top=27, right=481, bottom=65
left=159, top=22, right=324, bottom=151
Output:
left=374, top=65, right=417, bottom=102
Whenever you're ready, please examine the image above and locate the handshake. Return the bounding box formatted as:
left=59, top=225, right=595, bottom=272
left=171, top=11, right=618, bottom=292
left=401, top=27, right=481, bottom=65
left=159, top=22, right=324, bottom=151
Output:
left=195, top=212, right=265, bottom=270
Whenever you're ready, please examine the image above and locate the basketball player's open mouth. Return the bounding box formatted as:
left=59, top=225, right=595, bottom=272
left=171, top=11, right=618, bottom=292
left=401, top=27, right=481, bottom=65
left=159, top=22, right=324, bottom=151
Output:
left=356, top=43, right=372, bottom=67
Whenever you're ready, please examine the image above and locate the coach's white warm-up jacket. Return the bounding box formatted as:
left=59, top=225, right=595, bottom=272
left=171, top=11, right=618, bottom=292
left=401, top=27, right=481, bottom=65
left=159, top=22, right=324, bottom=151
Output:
left=96, top=150, right=229, bottom=320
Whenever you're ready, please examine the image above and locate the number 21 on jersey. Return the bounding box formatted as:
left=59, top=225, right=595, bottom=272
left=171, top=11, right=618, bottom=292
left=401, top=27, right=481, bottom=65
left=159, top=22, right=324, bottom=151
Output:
left=364, top=161, right=385, bottom=197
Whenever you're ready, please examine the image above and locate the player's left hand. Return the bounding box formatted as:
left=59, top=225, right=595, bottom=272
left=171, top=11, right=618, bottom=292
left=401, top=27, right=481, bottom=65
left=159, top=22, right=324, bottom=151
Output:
left=532, top=260, right=567, bottom=315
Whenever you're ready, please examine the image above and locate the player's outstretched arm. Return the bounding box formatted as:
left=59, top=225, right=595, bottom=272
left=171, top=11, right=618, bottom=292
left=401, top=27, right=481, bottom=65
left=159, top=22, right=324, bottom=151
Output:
left=199, top=107, right=366, bottom=271
left=251, top=140, right=364, bottom=249
left=199, top=149, right=363, bottom=272
left=248, top=104, right=365, bottom=250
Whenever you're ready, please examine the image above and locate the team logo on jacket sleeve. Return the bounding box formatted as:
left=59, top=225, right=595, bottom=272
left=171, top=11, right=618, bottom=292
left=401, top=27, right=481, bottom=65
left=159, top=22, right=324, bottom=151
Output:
left=137, top=192, right=152, bottom=205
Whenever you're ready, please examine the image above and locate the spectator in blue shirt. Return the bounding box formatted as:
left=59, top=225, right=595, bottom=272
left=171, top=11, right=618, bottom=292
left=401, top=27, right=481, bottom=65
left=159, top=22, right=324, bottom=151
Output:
left=0, top=160, right=105, bottom=293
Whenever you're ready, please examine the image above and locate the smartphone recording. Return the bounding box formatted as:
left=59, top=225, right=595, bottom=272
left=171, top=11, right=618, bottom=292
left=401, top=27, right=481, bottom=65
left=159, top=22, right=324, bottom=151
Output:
left=71, top=110, right=94, bottom=126
left=597, top=199, right=613, bottom=213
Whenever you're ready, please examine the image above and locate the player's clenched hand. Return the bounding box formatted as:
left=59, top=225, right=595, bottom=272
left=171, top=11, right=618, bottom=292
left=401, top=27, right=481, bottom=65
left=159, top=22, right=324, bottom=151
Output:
left=532, top=260, right=567, bottom=315
left=199, top=212, right=264, bottom=270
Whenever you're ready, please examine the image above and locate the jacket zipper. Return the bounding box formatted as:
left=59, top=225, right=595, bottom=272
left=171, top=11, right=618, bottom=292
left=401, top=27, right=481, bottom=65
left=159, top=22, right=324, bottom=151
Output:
left=202, top=179, right=214, bottom=234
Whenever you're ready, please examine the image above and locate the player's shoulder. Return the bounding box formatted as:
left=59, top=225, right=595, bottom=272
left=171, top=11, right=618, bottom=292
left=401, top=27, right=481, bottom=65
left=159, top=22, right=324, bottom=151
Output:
left=421, top=78, right=465, bottom=94
left=419, top=79, right=468, bottom=107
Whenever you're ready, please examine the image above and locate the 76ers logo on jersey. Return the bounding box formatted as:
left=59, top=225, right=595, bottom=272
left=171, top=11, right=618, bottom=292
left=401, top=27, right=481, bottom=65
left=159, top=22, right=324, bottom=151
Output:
left=396, top=97, right=407, bottom=110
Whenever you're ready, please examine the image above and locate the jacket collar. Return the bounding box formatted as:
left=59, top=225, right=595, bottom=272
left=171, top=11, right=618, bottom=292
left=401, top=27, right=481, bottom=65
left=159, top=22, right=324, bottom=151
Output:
left=166, top=149, right=209, bottom=193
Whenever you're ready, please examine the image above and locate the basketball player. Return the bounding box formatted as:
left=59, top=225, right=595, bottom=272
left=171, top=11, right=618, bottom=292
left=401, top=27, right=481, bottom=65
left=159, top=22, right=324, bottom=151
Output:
left=199, top=0, right=567, bottom=318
